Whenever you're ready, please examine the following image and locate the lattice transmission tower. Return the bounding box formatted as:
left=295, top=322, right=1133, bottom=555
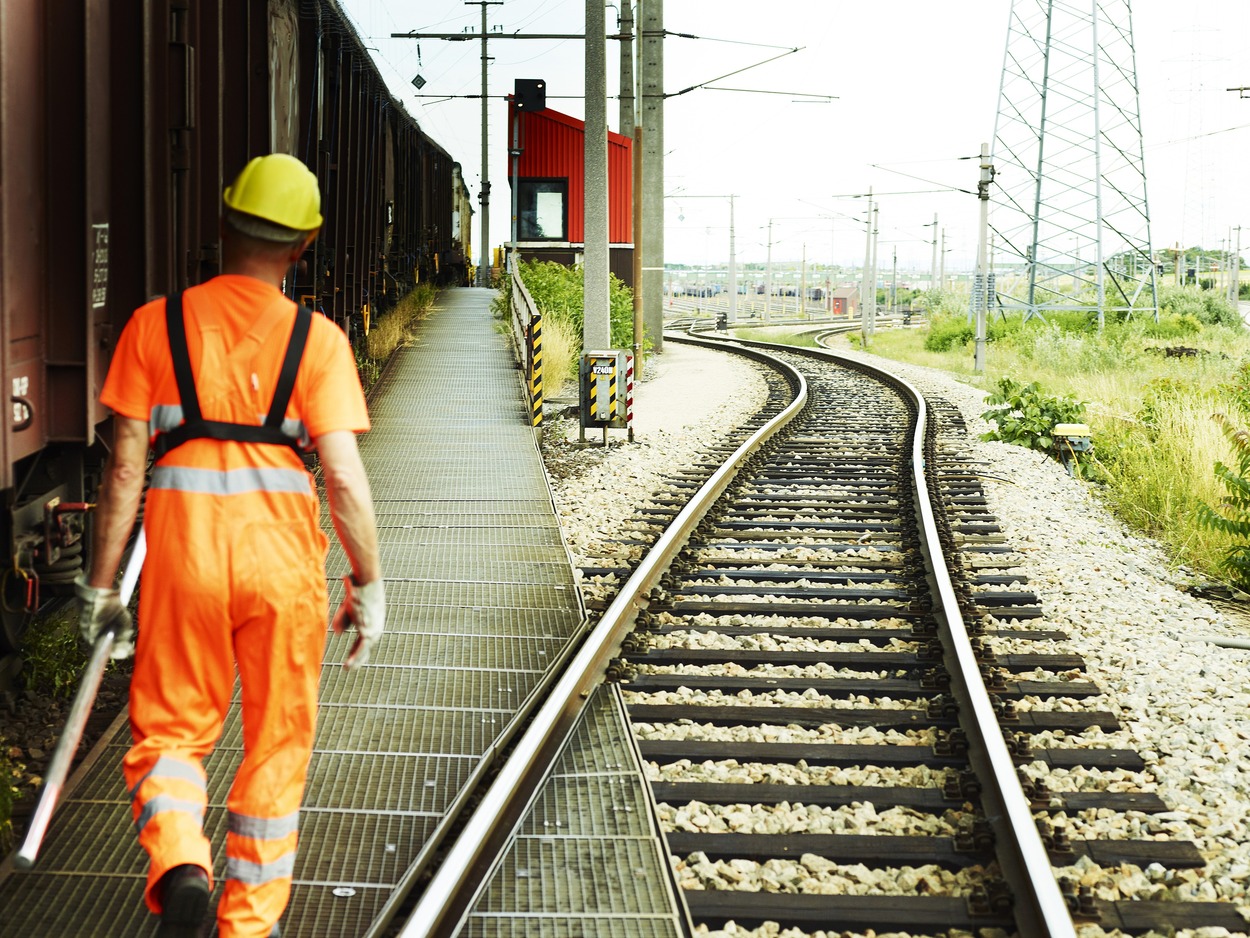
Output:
left=991, top=0, right=1158, bottom=325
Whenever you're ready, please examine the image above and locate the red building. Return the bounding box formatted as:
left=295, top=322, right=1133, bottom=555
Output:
left=506, top=102, right=634, bottom=286
left=831, top=287, right=860, bottom=316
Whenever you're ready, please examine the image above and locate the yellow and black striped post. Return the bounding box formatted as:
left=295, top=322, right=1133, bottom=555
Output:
left=529, top=313, right=543, bottom=434
left=604, top=362, right=617, bottom=446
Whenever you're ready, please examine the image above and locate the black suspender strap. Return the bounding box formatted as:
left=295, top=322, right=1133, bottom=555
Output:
left=265, top=306, right=312, bottom=428
left=164, top=291, right=202, bottom=424
left=153, top=291, right=313, bottom=460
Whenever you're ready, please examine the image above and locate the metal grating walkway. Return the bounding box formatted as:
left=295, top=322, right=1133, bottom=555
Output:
left=461, top=686, right=685, bottom=938
left=0, top=288, right=584, bottom=937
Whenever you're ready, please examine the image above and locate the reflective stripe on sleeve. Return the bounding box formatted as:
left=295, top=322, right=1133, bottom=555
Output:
left=228, top=809, right=300, bottom=840
left=150, top=404, right=184, bottom=435
left=150, top=465, right=313, bottom=496
left=135, top=795, right=206, bottom=834
left=226, top=852, right=298, bottom=885
left=128, top=755, right=207, bottom=801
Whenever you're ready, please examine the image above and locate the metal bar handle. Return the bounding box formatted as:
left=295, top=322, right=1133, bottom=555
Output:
left=13, top=528, right=147, bottom=870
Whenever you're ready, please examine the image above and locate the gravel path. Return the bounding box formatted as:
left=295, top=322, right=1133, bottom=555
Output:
left=544, top=336, right=1250, bottom=938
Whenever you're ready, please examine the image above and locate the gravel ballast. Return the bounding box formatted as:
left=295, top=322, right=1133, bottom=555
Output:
left=544, top=336, right=1250, bottom=937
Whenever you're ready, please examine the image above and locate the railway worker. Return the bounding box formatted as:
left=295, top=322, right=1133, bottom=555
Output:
left=73, top=153, right=385, bottom=938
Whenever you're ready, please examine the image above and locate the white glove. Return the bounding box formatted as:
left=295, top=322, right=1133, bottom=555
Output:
left=332, top=575, right=385, bottom=671
left=74, top=575, right=136, bottom=660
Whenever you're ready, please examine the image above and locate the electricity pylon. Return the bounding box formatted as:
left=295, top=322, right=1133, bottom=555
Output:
left=991, top=0, right=1158, bottom=326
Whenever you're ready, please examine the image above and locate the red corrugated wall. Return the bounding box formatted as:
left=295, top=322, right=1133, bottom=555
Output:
left=508, top=103, right=632, bottom=244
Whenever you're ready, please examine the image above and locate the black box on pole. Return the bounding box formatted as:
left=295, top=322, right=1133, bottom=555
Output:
left=514, top=78, right=546, bottom=111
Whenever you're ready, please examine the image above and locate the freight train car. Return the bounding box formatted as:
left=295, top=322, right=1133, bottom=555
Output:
left=0, top=1, right=467, bottom=678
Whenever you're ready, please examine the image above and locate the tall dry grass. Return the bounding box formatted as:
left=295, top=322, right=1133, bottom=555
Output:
left=538, top=313, right=579, bottom=400
left=366, top=283, right=436, bottom=362
left=852, top=317, right=1250, bottom=582
left=1094, top=392, right=1235, bottom=573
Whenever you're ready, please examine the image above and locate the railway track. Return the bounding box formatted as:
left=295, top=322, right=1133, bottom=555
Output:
left=395, top=334, right=1244, bottom=937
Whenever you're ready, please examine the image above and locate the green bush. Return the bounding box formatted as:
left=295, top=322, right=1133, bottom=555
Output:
left=21, top=609, right=88, bottom=699
left=1142, top=314, right=1202, bottom=339
left=1044, top=310, right=1100, bottom=335
left=1205, top=367, right=1250, bottom=587
left=1199, top=406, right=1250, bottom=588
left=981, top=377, right=1087, bottom=453
left=0, top=744, right=17, bottom=853
left=924, top=314, right=974, bottom=352
left=511, top=260, right=638, bottom=351
left=1159, top=285, right=1241, bottom=329
left=916, top=290, right=966, bottom=318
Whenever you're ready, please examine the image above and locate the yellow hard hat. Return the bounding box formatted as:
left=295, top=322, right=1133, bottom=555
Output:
left=222, top=154, right=323, bottom=232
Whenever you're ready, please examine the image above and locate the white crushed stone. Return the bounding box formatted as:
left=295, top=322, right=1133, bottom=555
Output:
left=658, top=801, right=963, bottom=837
left=623, top=687, right=927, bottom=711
left=646, top=759, right=949, bottom=789
left=673, top=852, right=986, bottom=896
left=632, top=721, right=935, bottom=746
left=546, top=337, right=1250, bottom=930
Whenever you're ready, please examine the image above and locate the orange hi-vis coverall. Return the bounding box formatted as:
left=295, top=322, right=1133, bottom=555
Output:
left=100, top=275, right=369, bottom=937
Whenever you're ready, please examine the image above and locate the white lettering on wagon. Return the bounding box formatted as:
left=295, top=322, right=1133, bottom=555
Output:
left=91, top=223, right=110, bottom=309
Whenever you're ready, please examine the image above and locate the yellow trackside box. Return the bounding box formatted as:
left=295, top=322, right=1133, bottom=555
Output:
left=579, top=350, right=628, bottom=429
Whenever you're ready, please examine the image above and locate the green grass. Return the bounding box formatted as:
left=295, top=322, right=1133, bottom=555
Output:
left=20, top=605, right=89, bottom=699
left=812, top=294, right=1250, bottom=583
left=495, top=261, right=645, bottom=399
left=0, top=743, right=17, bottom=853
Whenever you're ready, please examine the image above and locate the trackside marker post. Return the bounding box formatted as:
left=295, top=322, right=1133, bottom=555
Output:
left=626, top=354, right=635, bottom=442
left=530, top=313, right=543, bottom=431
left=14, top=528, right=148, bottom=870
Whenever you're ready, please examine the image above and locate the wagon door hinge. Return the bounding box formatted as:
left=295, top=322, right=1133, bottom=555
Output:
left=169, top=2, right=195, bottom=169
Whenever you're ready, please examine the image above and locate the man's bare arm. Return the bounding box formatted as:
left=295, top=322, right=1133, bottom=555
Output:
left=316, top=430, right=381, bottom=584
left=87, top=416, right=150, bottom=589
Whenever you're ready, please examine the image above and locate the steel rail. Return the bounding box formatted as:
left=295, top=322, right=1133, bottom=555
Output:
left=395, top=342, right=807, bottom=938
left=359, top=382, right=591, bottom=938
left=701, top=330, right=1078, bottom=938
left=890, top=361, right=1076, bottom=938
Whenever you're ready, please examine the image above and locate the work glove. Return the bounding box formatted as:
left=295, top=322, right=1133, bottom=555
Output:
left=73, top=575, right=136, bottom=660
left=332, top=575, right=385, bottom=671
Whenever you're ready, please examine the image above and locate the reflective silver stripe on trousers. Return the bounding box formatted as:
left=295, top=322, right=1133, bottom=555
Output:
left=226, top=851, right=298, bottom=885
left=148, top=404, right=310, bottom=448
left=228, top=809, right=300, bottom=840
left=135, top=795, right=206, bottom=834
left=128, top=755, right=206, bottom=801
left=150, top=465, right=313, bottom=496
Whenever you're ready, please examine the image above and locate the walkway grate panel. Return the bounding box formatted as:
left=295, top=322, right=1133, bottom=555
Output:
left=473, top=838, right=676, bottom=915
left=318, top=664, right=542, bottom=709
left=463, top=920, right=682, bottom=938
left=321, top=632, right=569, bottom=672
left=0, top=290, right=586, bottom=938
left=466, top=687, right=683, bottom=932
left=353, top=580, right=576, bottom=609
left=366, top=602, right=580, bottom=637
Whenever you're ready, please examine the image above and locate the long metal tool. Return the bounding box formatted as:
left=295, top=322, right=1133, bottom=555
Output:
left=13, top=527, right=147, bottom=870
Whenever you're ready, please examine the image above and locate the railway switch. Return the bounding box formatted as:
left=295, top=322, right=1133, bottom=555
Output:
left=1052, top=422, right=1092, bottom=476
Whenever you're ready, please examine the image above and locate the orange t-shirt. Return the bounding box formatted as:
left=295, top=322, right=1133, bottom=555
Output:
left=102, top=274, right=369, bottom=460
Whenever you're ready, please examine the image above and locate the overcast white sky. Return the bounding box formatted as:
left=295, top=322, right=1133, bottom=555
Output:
left=341, top=1, right=1250, bottom=271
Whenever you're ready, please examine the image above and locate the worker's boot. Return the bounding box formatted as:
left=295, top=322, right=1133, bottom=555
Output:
left=155, top=864, right=210, bottom=937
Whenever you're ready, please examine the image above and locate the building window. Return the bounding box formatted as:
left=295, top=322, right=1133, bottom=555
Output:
left=518, top=179, right=567, bottom=241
